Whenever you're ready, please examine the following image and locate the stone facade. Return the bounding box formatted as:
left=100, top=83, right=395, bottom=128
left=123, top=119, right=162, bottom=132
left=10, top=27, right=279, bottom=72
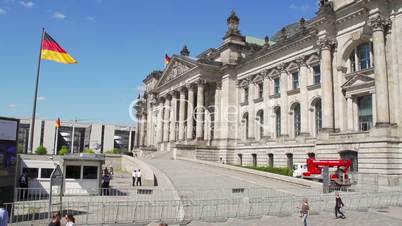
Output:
left=135, top=0, right=402, bottom=178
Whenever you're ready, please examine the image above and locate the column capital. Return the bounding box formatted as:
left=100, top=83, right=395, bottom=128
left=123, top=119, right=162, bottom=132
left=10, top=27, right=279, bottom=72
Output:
left=178, top=86, right=187, bottom=93
left=216, top=81, right=222, bottom=90
left=295, top=56, right=307, bottom=67
left=369, top=15, right=391, bottom=32
left=185, top=83, right=196, bottom=90
left=317, top=37, right=336, bottom=51
left=277, top=63, right=288, bottom=73
left=168, top=90, right=178, bottom=97
left=196, top=79, right=207, bottom=86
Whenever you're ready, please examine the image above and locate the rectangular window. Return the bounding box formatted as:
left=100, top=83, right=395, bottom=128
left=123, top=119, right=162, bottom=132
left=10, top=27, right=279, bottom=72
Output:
left=357, top=43, right=371, bottom=70
left=83, top=166, right=98, bottom=179
left=358, top=95, right=373, bottom=131
left=313, top=65, right=321, bottom=85
left=66, top=165, right=81, bottom=179
left=244, top=87, right=249, bottom=103
left=350, top=50, right=356, bottom=72
left=258, top=83, right=263, bottom=99
left=275, top=109, right=281, bottom=137
left=274, top=78, right=280, bottom=95
left=40, top=168, right=54, bottom=178
left=292, top=72, right=299, bottom=89
left=23, top=167, right=38, bottom=179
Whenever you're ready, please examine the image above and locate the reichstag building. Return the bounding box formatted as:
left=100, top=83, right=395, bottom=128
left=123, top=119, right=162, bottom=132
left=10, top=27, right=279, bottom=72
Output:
left=135, top=0, right=402, bottom=182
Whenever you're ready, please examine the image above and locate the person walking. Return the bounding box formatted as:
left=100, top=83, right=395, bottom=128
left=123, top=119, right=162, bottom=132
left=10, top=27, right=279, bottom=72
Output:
left=136, top=169, right=142, bottom=186
left=64, top=214, right=75, bottom=226
left=335, top=192, right=346, bottom=219
left=48, top=212, right=61, bottom=226
left=132, top=170, right=137, bottom=187
left=297, top=198, right=309, bottom=226
left=0, top=201, right=9, bottom=226
left=18, top=170, right=29, bottom=200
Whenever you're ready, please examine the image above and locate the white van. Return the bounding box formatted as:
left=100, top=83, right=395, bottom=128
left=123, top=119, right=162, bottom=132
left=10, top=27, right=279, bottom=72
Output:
left=292, top=163, right=308, bottom=178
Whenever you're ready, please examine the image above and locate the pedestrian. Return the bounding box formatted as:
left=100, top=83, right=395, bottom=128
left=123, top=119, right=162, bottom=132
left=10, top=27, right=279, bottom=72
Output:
left=0, top=201, right=9, bottom=226
left=132, top=170, right=137, bottom=187
left=64, top=214, right=75, bottom=226
left=102, top=173, right=111, bottom=195
left=18, top=169, right=29, bottom=200
left=335, top=192, right=346, bottom=219
left=136, top=169, right=142, bottom=186
left=48, top=212, right=61, bottom=226
left=297, top=198, right=309, bottom=226
left=110, top=166, right=114, bottom=176
left=104, top=167, right=109, bottom=176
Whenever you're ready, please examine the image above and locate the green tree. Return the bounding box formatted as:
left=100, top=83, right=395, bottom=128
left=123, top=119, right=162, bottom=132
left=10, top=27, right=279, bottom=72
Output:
left=35, top=146, right=47, bottom=155
left=83, top=149, right=95, bottom=154
left=58, top=146, right=69, bottom=155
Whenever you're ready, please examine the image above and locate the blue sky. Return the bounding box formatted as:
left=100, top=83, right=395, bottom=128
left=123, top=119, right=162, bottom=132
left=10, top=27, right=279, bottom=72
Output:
left=0, top=0, right=317, bottom=125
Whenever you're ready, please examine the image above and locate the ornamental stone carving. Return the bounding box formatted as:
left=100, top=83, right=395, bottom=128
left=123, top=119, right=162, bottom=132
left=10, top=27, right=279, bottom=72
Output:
left=369, top=15, right=391, bottom=32
left=166, top=61, right=190, bottom=82
left=317, top=37, right=336, bottom=51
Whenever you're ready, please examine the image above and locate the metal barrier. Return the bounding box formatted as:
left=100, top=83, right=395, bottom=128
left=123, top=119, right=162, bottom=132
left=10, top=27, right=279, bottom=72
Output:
left=5, top=190, right=402, bottom=225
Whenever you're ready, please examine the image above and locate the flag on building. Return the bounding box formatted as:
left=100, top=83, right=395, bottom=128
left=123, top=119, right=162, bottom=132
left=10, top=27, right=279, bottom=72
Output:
left=55, top=118, right=61, bottom=129
left=41, top=32, right=77, bottom=64
left=164, top=54, right=171, bottom=65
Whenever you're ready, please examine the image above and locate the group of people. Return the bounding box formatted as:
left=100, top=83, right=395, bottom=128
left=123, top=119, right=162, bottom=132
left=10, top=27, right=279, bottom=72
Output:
left=48, top=212, right=75, bottom=226
left=298, top=192, right=346, bottom=226
left=132, top=169, right=142, bottom=186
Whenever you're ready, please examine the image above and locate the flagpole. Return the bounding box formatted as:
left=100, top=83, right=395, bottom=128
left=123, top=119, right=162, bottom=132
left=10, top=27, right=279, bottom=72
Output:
left=28, top=28, right=45, bottom=154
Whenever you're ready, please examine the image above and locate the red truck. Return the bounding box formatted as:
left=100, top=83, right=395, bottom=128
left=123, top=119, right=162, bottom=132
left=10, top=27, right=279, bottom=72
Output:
left=302, top=157, right=352, bottom=189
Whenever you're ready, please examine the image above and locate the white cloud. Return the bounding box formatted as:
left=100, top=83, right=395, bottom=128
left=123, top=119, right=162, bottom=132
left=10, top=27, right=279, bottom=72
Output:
left=0, top=8, right=6, bottom=15
left=53, top=11, right=66, bottom=20
left=290, top=3, right=311, bottom=12
left=37, top=96, right=46, bottom=101
left=20, top=1, right=34, bottom=8
left=87, top=16, right=95, bottom=22
left=8, top=103, right=16, bottom=108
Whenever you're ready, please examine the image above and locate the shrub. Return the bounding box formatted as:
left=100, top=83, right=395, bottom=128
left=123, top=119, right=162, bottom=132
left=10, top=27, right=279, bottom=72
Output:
left=35, top=146, right=47, bottom=155
left=58, top=146, right=69, bottom=155
left=105, top=148, right=122, bottom=154
left=83, top=149, right=95, bottom=154
left=243, top=165, right=293, bottom=176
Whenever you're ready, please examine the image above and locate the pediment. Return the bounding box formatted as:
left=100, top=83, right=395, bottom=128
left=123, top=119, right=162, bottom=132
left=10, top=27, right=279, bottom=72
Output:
left=156, top=56, right=198, bottom=88
left=342, top=73, right=374, bottom=90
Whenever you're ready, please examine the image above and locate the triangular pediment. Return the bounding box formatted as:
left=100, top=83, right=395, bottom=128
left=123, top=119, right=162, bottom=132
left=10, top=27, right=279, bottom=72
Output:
left=342, top=73, right=374, bottom=89
left=156, top=56, right=198, bottom=88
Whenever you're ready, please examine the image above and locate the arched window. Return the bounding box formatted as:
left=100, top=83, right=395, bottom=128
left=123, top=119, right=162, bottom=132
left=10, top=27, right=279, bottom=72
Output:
left=350, top=42, right=373, bottom=72
left=293, top=103, right=301, bottom=136
left=314, top=99, right=322, bottom=134
left=256, top=109, right=264, bottom=139
left=274, top=107, right=281, bottom=137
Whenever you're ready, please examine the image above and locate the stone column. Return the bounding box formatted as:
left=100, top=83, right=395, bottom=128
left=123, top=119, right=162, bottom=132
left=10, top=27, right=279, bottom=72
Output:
left=318, top=37, right=335, bottom=131
left=186, top=84, right=195, bottom=140
left=169, top=91, right=177, bottom=141
left=141, top=114, right=146, bottom=146
left=262, top=73, right=271, bottom=138
left=279, top=64, right=289, bottom=137
left=298, top=57, right=309, bottom=136
left=163, top=96, right=170, bottom=142
left=248, top=83, right=255, bottom=139
left=196, top=80, right=205, bottom=140
left=346, top=96, right=354, bottom=131
left=178, top=88, right=186, bottom=140
left=370, top=15, right=391, bottom=126
left=156, top=100, right=164, bottom=143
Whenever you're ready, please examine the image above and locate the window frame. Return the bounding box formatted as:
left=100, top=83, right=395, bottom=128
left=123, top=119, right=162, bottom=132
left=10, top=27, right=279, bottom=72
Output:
left=291, top=71, right=299, bottom=89
left=313, top=65, right=321, bottom=85
left=273, top=78, right=280, bottom=95
left=257, top=82, right=264, bottom=99
left=83, top=166, right=98, bottom=180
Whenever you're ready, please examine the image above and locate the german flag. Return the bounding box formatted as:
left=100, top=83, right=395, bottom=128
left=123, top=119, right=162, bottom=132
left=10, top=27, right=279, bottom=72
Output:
left=164, top=54, right=171, bottom=65
left=41, top=32, right=77, bottom=64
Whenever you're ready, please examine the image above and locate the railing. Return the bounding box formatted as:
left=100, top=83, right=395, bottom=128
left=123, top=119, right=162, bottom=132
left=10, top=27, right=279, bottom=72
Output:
left=5, top=190, right=402, bottom=225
